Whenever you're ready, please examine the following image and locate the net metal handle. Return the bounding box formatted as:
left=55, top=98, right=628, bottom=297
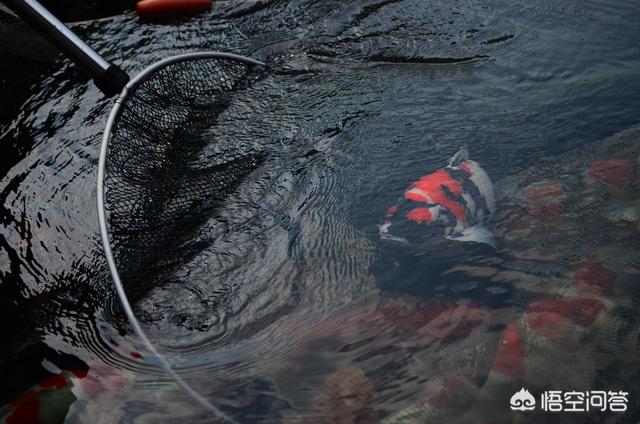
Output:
left=1, top=0, right=129, bottom=96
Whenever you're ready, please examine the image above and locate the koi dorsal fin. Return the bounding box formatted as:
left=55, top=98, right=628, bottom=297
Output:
left=448, top=145, right=469, bottom=168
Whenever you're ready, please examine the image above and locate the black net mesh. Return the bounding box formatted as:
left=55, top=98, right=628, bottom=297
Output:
left=103, top=56, right=265, bottom=302
left=0, top=3, right=24, bottom=30
left=0, top=3, right=57, bottom=61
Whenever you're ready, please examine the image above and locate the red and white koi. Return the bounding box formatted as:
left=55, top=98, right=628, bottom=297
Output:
left=380, top=147, right=496, bottom=248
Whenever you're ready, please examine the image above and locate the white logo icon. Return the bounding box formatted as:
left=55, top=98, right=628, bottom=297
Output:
left=510, top=388, right=536, bottom=411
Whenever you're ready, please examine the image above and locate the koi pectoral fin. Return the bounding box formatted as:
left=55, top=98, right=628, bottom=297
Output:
left=447, top=225, right=496, bottom=249
left=379, top=223, right=410, bottom=244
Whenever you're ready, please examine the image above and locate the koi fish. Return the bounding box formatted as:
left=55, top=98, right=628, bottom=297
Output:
left=0, top=350, right=135, bottom=424
left=380, top=146, right=496, bottom=248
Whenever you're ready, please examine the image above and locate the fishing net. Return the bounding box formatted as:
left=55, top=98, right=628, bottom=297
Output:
left=101, top=54, right=266, bottom=302
left=0, top=2, right=23, bottom=29
left=0, top=2, right=57, bottom=61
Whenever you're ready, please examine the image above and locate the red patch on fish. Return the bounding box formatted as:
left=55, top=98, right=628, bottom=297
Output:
left=458, top=161, right=474, bottom=176
left=587, top=160, right=633, bottom=188
left=523, top=183, right=565, bottom=217
left=572, top=262, right=617, bottom=296
left=413, top=169, right=463, bottom=196
left=406, top=207, right=433, bottom=223
left=39, top=373, right=70, bottom=390
left=490, top=324, right=524, bottom=382
left=71, top=368, right=89, bottom=379
left=385, top=205, right=399, bottom=217
left=7, top=397, right=40, bottom=424
left=525, top=298, right=606, bottom=343
left=406, top=169, right=466, bottom=222
left=10, top=388, right=38, bottom=408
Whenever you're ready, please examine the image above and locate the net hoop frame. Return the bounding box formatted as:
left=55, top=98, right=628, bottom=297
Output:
left=96, top=51, right=266, bottom=421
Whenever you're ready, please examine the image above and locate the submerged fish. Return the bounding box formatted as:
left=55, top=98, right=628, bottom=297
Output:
left=0, top=343, right=137, bottom=424
left=380, top=147, right=496, bottom=248
left=605, top=203, right=640, bottom=225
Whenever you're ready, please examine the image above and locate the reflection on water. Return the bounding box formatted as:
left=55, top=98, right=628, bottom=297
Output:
left=1, top=0, right=640, bottom=422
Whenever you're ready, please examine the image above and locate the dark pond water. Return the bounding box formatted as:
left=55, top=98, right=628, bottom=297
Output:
left=1, top=0, right=640, bottom=422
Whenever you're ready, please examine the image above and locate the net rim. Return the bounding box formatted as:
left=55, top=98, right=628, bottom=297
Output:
left=96, top=51, right=266, bottom=421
